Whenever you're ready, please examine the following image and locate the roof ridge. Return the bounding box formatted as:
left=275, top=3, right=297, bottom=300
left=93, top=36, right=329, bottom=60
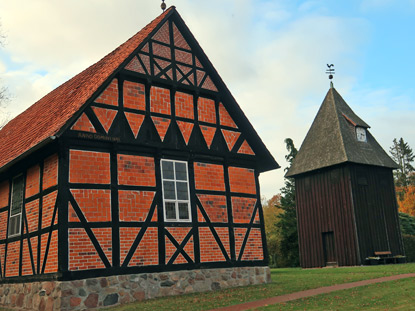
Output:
left=330, top=88, right=351, bottom=163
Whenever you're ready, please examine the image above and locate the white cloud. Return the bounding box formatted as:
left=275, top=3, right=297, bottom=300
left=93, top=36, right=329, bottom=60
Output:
left=0, top=1, right=413, bottom=199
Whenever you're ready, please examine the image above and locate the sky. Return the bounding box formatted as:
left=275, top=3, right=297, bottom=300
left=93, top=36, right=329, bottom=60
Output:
left=0, top=0, right=414, bottom=199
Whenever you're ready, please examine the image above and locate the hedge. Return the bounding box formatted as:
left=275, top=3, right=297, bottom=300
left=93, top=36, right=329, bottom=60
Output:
left=403, top=234, right=415, bottom=262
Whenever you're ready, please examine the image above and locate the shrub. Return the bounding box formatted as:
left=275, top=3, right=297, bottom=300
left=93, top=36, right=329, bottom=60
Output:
left=402, top=234, right=415, bottom=262
left=399, top=213, right=415, bottom=235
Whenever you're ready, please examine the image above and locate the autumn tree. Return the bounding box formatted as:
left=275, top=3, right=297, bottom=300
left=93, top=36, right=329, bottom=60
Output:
left=275, top=138, right=299, bottom=267
left=262, top=194, right=283, bottom=266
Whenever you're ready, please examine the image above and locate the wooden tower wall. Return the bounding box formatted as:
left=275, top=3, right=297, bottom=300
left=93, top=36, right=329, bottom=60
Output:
left=295, top=166, right=359, bottom=268
left=349, top=164, right=404, bottom=261
left=0, top=154, right=59, bottom=280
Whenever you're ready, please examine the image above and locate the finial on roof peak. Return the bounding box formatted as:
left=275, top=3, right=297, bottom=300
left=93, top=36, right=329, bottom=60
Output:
left=326, top=64, right=335, bottom=88
left=161, top=0, right=166, bottom=12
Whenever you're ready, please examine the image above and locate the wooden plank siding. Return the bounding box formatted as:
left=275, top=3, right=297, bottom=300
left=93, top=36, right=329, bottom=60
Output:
left=295, top=165, right=359, bottom=268
left=349, top=164, right=404, bottom=262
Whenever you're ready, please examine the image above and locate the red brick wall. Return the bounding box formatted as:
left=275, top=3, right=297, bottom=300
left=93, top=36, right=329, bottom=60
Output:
left=43, top=154, right=58, bottom=190
left=92, top=228, right=112, bottom=265
left=222, top=130, right=240, bottom=151
left=231, top=197, right=257, bottom=224
left=194, top=162, right=225, bottom=191
left=95, top=79, right=118, bottom=106
left=219, top=103, right=237, bottom=128
left=118, top=154, right=155, bottom=186
left=151, top=117, right=171, bottom=141
left=234, top=228, right=246, bottom=259
left=241, top=228, right=264, bottom=261
left=238, top=140, right=255, bottom=155
left=228, top=167, right=256, bottom=194
left=0, top=181, right=9, bottom=208
left=5, top=241, right=20, bottom=277
left=70, top=190, right=111, bottom=222
left=119, top=227, right=140, bottom=265
left=126, top=228, right=158, bottom=266
left=123, top=81, right=146, bottom=111
left=175, top=92, right=194, bottom=119
left=91, top=107, right=117, bottom=133
left=69, top=150, right=110, bottom=184
left=25, top=199, right=39, bottom=233
left=0, top=181, right=9, bottom=241
left=119, top=191, right=154, bottom=222
left=165, top=227, right=194, bottom=264
left=197, top=195, right=227, bottom=223
left=198, top=97, right=216, bottom=124
left=71, top=113, right=96, bottom=133
left=42, top=191, right=58, bottom=229
left=0, top=211, right=7, bottom=240
left=21, top=239, right=37, bottom=276
left=25, top=165, right=40, bottom=198
left=199, top=227, right=230, bottom=262
left=69, top=228, right=106, bottom=271
left=150, top=86, right=171, bottom=115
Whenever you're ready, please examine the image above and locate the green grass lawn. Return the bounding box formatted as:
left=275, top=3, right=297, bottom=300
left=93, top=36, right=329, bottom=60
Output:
left=110, top=263, right=415, bottom=311
left=258, top=277, right=415, bottom=310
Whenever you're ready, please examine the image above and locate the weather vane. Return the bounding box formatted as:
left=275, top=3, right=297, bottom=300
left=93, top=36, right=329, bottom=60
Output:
left=326, top=64, right=335, bottom=80
left=161, top=0, right=166, bottom=12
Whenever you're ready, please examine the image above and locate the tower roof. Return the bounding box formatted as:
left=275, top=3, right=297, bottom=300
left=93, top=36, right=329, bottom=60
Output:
left=286, top=87, right=398, bottom=177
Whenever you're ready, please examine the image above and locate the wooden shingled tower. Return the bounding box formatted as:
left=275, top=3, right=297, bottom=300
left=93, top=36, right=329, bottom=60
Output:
left=286, top=85, right=404, bottom=268
left=0, top=6, right=278, bottom=307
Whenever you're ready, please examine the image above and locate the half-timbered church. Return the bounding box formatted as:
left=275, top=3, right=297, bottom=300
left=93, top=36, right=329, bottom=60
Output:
left=0, top=6, right=278, bottom=310
left=286, top=83, right=404, bottom=268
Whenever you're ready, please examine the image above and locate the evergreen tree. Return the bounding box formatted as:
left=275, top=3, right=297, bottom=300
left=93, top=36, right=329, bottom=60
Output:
left=390, top=138, right=415, bottom=187
left=275, top=138, right=299, bottom=267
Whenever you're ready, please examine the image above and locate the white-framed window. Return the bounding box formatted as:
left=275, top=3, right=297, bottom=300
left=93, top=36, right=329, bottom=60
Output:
left=8, top=175, right=24, bottom=237
left=161, top=159, right=191, bottom=222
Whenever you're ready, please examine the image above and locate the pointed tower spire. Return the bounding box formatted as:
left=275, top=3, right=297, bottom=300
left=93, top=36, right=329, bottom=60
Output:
left=286, top=87, right=397, bottom=177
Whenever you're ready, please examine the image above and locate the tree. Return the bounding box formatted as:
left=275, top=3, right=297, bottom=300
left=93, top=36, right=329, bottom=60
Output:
left=0, top=23, right=9, bottom=129
left=397, top=185, right=415, bottom=216
left=262, top=194, right=283, bottom=266
left=275, top=138, right=299, bottom=267
left=390, top=138, right=415, bottom=187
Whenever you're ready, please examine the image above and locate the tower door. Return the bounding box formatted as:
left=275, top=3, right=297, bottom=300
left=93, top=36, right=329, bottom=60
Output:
left=323, top=232, right=337, bottom=266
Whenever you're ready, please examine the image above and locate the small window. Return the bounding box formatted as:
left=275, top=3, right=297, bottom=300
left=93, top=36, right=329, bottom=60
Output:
left=161, top=160, right=191, bottom=222
left=8, top=175, right=24, bottom=237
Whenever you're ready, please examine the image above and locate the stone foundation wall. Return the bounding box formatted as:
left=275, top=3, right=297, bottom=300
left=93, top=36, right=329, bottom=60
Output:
left=0, top=266, right=271, bottom=310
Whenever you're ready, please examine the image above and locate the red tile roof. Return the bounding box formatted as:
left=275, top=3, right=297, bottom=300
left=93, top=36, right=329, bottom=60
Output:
left=0, top=7, right=174, bottom=171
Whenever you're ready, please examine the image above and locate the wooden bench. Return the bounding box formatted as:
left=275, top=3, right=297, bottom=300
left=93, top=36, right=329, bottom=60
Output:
left=374, top=251, right=391, bottom=256
left=374, top=251, right=393, bottom=264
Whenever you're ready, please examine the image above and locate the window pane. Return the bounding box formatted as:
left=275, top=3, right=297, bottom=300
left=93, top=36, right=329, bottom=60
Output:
left=176, top=182, right=189, bottom=200
left=175, top=162, right=187, bottom=181
left=8, top=214, right=20, bottom=236
left=165, top=202, right=176, bottom=220
left=162, top=161, right=174, bottom=179
left=11, top=176, right=24, bottom=216
left=178, top=202, right=189, bottom=220
left=163, top=181, right=176, bottom=199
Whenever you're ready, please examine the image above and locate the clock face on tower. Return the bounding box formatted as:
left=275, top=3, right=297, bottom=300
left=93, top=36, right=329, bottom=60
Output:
left=356, top=126, right=367, bottom=142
